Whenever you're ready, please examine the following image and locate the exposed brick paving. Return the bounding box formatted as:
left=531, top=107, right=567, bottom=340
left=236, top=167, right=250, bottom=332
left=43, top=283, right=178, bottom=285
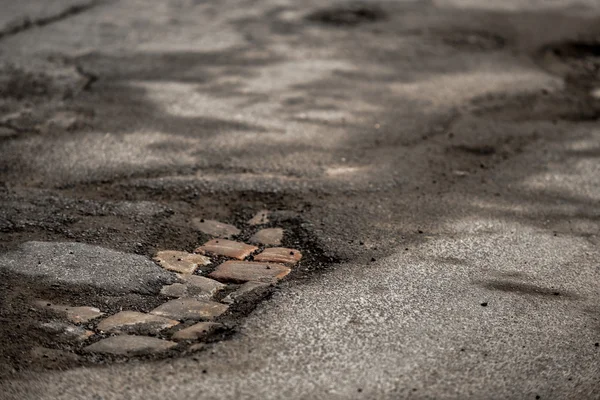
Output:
left=96, top=311, right=179, bottom=334
left=150, top=298, right=229, bottom=321
left=254, top=247, right=302, bottom=264
left=172, top=322, right=223, bottom=341
left=33, top=212, right=304, bottom=359
left=250, top=228, right=284, bottom=245
left=208, top=261, right=291, bottom=283
left=35, top=300, right=104, bottom=323
left=83, top=336, right=177, bottom=356
left=192, top=219, right=240, bottom=238
left=153, top=250, right=211, bottom=274
left=195, top=239, right=258, bottom=260
left=248, top=210, right=270, bottom=225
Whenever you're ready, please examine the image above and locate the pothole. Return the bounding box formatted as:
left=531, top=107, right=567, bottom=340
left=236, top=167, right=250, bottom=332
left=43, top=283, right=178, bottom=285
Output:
left=0, top=209, right=339, bottom=377
left=305, top=3, right=386, bottom=27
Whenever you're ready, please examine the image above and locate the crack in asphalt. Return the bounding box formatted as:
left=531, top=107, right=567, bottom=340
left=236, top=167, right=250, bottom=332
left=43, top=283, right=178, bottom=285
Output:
left=0, top=1, right=102, bottom=41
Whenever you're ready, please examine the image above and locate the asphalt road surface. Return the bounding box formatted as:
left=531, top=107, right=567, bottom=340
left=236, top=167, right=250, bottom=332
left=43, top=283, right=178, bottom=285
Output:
left=0, top=0, right=599, bottom=399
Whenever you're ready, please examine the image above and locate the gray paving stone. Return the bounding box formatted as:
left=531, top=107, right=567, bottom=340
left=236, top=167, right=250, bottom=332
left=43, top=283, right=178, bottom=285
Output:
left=35, top=300, right=104, bottom=323
left=172, top=322, right=223, bottom=341
left=150, top=299, right=229, bottom=321
left=83, top=336, right=177, bottom=356
left=0, top=241, right=174, bottom=294
left=39, top=321, right=94, bottom=341
left=248, top=210, right=270, bottom=225
left=222, top=281, right=271, bottom=304
left=96, top=311, right=179, bottom=334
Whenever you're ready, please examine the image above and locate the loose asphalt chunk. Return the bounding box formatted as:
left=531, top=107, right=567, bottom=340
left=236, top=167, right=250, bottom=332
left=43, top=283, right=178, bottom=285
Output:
left=192, top=218, right=240, bottom=238
left=150, top=298, right=229, bottom=321
left=195, top=239, right=257, bottom=260
left=39, top=321, right=94, bottom=341
left=35, top=300, right=104, bottom=323
left=172, top=322, right=223, bottom=341
left=254, top=247, right=302, bottom=264
left=96, top=311, right=179, bottom=334
left=248, top=210, right=270, bottom=225
left=83, top=336, right=177, bottom=356
left=250, top=228, right=284, bottom=246
left=208, top=261, right=291, bottom=283
left=0, top=241, right=174, bottom=294
left=153, top=250, right=211, bottom=274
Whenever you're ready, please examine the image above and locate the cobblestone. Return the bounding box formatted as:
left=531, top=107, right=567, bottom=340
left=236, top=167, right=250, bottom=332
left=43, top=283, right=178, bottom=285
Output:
left=35, top=300, right=104, bottom=323
left=172, top=322, right=223, bottom=341
left=96, top=311, right=179, bottom=334
left=250, top=228, right=284, bottom=246
left=254, top=247, right=302, bottom=264
left=153, top=250, right=211, bottom=274
left=150, top=298, right=229, bottom=321
left=195, top=239, right=257, bottom=260
left=83, top=336, right=177, bottom=356
left=192, top=219, right=240, bottom=238
left=248, top=210, right=270, bottom=225
left=208, top=261, right=291, bottom=283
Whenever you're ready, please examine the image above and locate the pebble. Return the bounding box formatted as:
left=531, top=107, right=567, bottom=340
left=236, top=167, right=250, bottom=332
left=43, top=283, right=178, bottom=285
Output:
left=172, top=322, right=223, bottom=341
left=35, top=300, right=104, bottom=323
left=96, top=311, right=179, bottom=334
left=150, top=298, right=229, bottom=321
left=248, top=210, right=270, bottom=225
left=39, top=321, right=94, bottom=341
left=195, top=239, right=257, bottom=260
left=254, top=247, right=302, bottom=264
left=153, top=250, right=211, bottom=274
left=250, top=228, right=284, bottom=246
left=192, top=219, right=240, bottom=238
left=208, top=261, right=291, bottom=283
left=83, top=335, right=177, bottom=356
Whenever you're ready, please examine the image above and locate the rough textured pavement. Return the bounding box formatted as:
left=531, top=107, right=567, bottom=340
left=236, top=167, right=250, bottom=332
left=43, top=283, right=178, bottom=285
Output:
left=1, top=0, right=599, bottom=399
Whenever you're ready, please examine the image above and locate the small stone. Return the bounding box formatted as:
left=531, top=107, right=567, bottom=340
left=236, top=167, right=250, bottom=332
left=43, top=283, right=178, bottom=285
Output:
left=481, top=302, right=488, bottom=307
left=192, top=219, right=240, bottom=238
left=254, top=247, right=302, bottom=265
left=150, top=298, right=229, bottom=321
left=248, top=210, right=270, bottom=225
left=39, top=321, right=94, bottom=341
left=153, top=250, right=211, bottom=274
left=250, top=228, right=284, bottom=246
left=222, top=281, right=271, bottom=304
left=35, top=300, right=104, bottom=323
left=208, top=261, right=290, bottom=283
left=195, top=239, right=257, bottom=260
left=96, top=311, right=179, bottom=334
left=177, top=274, right=226, bottom=295
left=172, top=322, right=223, bottom=341
left=83, top=336, right=177, bottom=356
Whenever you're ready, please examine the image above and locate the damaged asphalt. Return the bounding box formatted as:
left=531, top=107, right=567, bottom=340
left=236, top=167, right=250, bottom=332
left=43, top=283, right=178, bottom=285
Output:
left=0, top=0, right=599, bottom=399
